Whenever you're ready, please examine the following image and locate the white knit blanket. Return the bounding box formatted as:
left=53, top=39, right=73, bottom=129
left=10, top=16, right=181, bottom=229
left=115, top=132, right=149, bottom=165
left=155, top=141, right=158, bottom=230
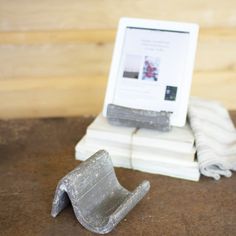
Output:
left=188, top=97, right=236, bottom=180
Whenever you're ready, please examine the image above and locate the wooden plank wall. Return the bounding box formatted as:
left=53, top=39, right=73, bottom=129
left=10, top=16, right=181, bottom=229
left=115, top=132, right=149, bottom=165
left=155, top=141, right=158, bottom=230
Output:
left=0, top=0, right=236, bottom=118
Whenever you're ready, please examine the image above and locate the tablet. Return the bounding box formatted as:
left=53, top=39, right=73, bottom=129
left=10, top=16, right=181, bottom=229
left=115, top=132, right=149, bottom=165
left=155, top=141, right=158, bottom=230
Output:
left=103, top=17, right=199, bottom=127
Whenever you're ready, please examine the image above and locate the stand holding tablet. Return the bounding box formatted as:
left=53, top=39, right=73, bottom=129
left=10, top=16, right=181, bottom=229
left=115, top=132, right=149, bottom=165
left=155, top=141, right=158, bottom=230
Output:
left=107, top=104, right=171, bottom=131
left=103, top=18, right=199, bottom=128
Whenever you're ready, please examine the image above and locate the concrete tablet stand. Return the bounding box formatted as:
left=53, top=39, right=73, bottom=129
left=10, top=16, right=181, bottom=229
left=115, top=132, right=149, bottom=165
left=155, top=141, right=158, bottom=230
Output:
left=51, top=150, right=150, bottom=234
left=107, top=104, right=171, bottom=132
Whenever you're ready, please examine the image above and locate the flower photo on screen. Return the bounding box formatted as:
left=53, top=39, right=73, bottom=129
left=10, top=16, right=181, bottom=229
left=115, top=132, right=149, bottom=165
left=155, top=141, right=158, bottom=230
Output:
left=142, top=56, right=160, bottom=82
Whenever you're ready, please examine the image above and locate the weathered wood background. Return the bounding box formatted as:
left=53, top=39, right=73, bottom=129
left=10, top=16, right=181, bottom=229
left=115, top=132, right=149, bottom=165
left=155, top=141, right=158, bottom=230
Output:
left=0, top=0, right=236, bottom=118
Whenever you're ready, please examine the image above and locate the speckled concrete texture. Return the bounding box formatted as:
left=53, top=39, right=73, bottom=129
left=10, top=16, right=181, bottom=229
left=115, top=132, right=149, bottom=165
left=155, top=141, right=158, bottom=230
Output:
left=51, top=150, right=150, bottom=234
left=107, top=104, right=171, bottom=131
left=0, top=113, right=236, bottom=236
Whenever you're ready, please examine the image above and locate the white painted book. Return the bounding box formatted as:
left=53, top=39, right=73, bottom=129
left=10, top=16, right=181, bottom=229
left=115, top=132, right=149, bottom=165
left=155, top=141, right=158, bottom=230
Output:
left=75, top=113, right=200, bottom=181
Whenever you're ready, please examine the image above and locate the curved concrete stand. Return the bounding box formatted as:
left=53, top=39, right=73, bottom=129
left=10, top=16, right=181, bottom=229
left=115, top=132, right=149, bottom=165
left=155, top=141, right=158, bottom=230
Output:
left=51, top=150, right=150, bottom=234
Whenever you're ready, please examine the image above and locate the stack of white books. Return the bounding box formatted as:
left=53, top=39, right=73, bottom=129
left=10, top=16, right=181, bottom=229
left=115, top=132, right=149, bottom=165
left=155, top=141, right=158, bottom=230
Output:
left=75, top=114, right=200, bottom=181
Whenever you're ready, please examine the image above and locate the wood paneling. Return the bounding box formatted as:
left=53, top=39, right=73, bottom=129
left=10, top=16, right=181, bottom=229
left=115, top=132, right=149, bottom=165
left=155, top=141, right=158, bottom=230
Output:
left=0, top=77, right=107, bottom=118
left=0, top=43, right=112, bottom=79
left=192, top=71, right=236, bottom=108
left=0, top=71, right=235, bottom=119
left=1, top=0, right=236, bottom=31
left=0, top=0, right=235, bottom=118
left=0, top=30, right=116, bottom=44
left=0, top=29, right=236, bottom=78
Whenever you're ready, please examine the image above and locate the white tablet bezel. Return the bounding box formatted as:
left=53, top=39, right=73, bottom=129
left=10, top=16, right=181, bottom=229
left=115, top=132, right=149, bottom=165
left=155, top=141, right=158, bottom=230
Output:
left=103, top=17, right=199, bottom=127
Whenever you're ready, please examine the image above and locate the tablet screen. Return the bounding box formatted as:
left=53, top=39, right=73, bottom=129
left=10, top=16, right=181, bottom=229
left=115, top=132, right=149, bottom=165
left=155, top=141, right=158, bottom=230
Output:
left=113, top=26, right=190, bottom=114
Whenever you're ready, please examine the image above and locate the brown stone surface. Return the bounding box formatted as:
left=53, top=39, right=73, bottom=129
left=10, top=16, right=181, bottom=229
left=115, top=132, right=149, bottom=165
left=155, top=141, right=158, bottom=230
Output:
left=0, top=112, right=236, bottom=236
